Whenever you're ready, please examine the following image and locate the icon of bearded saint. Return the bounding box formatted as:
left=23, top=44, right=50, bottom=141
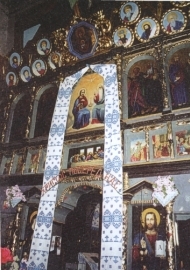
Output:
left=141, top=22, right=152, bottom=40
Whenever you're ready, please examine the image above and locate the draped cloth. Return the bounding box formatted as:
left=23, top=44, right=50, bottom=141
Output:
left=28, top=64, right=123, bottom=270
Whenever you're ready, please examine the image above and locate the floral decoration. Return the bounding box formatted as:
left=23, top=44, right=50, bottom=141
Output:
left=3, top=185, right=26, bottom=209
left=1, top=247, right=13, bottom=270
left=152, top=175, right=179, bottom=207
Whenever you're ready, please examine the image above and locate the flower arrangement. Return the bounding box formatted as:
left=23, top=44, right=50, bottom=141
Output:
left=1, top=247, right=13, bottom=270
left=152, top=175, right=179, bottom=207
left=3, top=185, right=26, bottom=209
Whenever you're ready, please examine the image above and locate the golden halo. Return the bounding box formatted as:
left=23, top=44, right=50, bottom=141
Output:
left=123, top=4, right=132, bottom=13
left=141, top=208, right=160, bottom=227
left=167, top=12, right=178, bottom=22
left=117, top=28, right=127, bottom=38
left=79, top=88, right=86, bottom=94
left=30, top=211, right=38, bottom=223
left=142, top=21, right=152, bottom=30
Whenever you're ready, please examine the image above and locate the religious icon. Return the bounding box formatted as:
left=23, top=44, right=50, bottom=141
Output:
left=48, top=52, right=62, bottom=70
left=67, top=72, right=104, bottom=133
left=68, top=144, right=104, bottom=168
left=20, top=66, right=32, bottom=82
left=28, top=152, right=40, bottom=173
left=120, top=2, right=140, bottom=25
left=152, top=134, right=170, bottom=159
left=37, top=38, right=51, bottom=56
left=9, top=52, right=22, bottom=68
left=175, top=130, right=190, bottom=156
left=6, top=72, right=18, bottom=87
left=161, top=9, right=186, bottom=34
left=67, top=21, right=98, bottom=59
left=15, top=155, right=24, bottom=174
left=31, top=59, right=47, bottom=77
left=113, top=27, right=134, bottom=48
left=127, top=59, right=163, bottom=118
left=132, top=207, right=167, bottom=270
left=167, top=49, right=190, bottom=108
left=135, top=17, right=160, bottom=42
left=3, top=157, right=12, bottom=174
left=130, top=137, right=147, bottom=162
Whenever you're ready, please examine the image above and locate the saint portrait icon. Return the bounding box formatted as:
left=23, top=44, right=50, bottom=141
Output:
left=48, top=52, right=62, bottom=70
left=162, top=9, right=186, bottom=34
left=6, top=72, right=18, bottom=87
left=37, top=38, right=51, bottom=56
left=32, top=59, right=47, bottom=77
left=20, top=66, right=32, bottom=83
left=113, top=27, right=134, bottom=48
left=120, top=2, right=140, bottom=25
left=9, top=52, right=22, bottom=68
left=135, top=18, right=160, bottom=42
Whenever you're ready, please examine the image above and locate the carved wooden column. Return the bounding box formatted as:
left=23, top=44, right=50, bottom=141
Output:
left=25, top=86, right=36, bottom=138
left=151, top=39, right=170, bottom=113
left=1, top=92, right=13, bottom=142
left=144, top=127, right=150, bottom=162
left=166, top=201, right=175, bottom=270
left=114, top=54, right=122, bottom=113
left=35, top=145, right=43, bottom=173
left=11, top=204, right=23, bottom=255
left=8, top=150, right=15, bottom=175
left=167, top=121, right=174, bottom=159
left=122, top=173, right=133, bottom=270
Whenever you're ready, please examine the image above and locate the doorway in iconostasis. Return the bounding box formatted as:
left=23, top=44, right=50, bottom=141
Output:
left=174, top=214, right=190, bottom=270
left=52, top=185, right=102, bottom=270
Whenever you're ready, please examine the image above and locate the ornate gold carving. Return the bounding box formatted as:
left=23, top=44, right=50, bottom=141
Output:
left=57, top=182, right=102, bottom=206
left=25, top=86, right=36, bottom=138
left=51, top=28, right=77, bottom=64
left=166, top=201, right=175, bottom=270
left=123, top=172, right=129, bottom=191
left=144, top=127, right=149, bottom=161
left=163, top=96, right=169, bottom=110
left=176, top=119, right=190, bottom=126
left=57, top=73, right=64, bottom=83
left=113, top=54, right=122, bottom=113
left=64, top=134, right=104, bottom=145
left=59, top=173, right=103, bottom=185
left=11, top=204, right=23, bottom=255
left=167, top=121, right=174, bottom=159
left=131, top=200, right=153, bottom=204
left=92, top=10, right=112, bottom=51
left=162, top=38, right=190, bottom=60
left=8, top=151, right=15, bottom=175
left=1, top=93, right=14, bottom=142
left=131, top=123, right=165, bottom=133
left=123, top=50, right=157, bottom=69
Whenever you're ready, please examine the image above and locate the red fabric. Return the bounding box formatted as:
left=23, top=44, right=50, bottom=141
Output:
left=1, top=248, right=13, bottom=264
left=146, top=233, right=157, bottom=250
left=132, top=245, right=140, bottom=261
